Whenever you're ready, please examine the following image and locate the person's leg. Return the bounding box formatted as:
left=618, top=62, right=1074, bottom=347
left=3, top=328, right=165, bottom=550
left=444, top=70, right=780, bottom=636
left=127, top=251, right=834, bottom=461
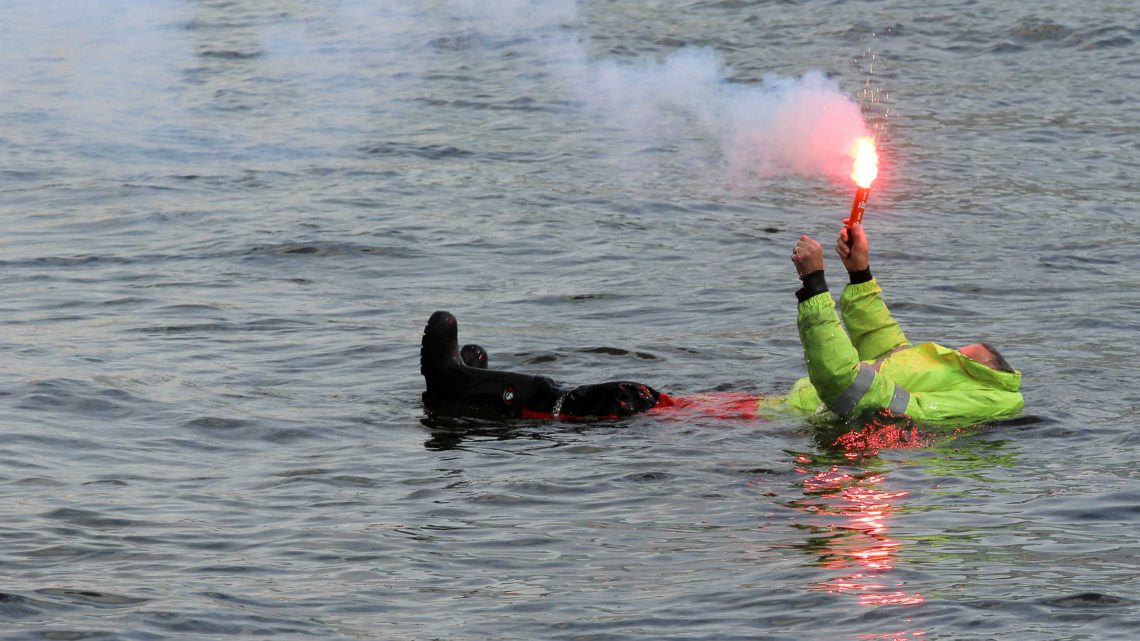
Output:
left=422, top=311, right=562, bottom=418
left=421, top=311, right=662, bottom=419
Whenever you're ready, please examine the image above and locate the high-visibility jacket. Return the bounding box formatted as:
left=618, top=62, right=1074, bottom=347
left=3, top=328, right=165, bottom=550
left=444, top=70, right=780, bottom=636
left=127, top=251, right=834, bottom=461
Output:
left=785, top=278, right=1023, bottom=425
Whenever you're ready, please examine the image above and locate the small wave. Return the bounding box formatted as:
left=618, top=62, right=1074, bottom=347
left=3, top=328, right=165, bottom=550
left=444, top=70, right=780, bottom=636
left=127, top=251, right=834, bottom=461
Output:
left=183, top=416, right=257, bottom=431
left=196, top=49, right=263, bottom=60
left=266, top=473, right=379, bottom=489
left=362, top=141, right=474, bottom=159
left=579, top=346, right=660, bottom=360
left=839, top=21, right=905, bottom=42
left=0, top=591, right=57, bottom=620
left=0, top=169, right=42, bottom=181
left=153, top=303, right=226, bottom=314
left=424, top=30, right=495, bottom=51
left=362, top=138, right=567, bottom=162
left=130, top=318, right=312, bottom=335
left=0, top=255, right=136, bottom=269
left=622, top=471, right=674, bottom=482
left=181, top=416, right=324, bottom=445
left=15, top=378, right=147, bottom=419
left=35, top=588, right=149, bottom=608
left=959, top=17, right=1136, bottom=53
left=42, top=508, right=146, bottom=530
left=240, top=241, right=421, bottom=260
left=526, top=292, right=632, bottom=305
left=1082, top=35, right=1134, bottom=50
left=81, top=479, right=129, bottom=487
left=417, top=96, right=562, bottom=114
left=991, top=42, right=1026, bottom=54
left=1033, top=490, right=1140, bottom=521
left=1013, top=18, right=1074, bottom=43
left=1040, top=592, right=1137, bottom=608
left=519, top=351, right=559, bottom=365
left=1038, top=253, right=1119, bottom=276
left=422, top=30, right=533, bottom=52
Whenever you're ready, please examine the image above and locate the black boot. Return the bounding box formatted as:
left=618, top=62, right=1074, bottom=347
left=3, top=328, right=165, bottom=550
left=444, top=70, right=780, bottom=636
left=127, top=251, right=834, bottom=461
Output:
left=421, top=311, right=561, bottom=418
left=461, top=344, right=488, bottom=369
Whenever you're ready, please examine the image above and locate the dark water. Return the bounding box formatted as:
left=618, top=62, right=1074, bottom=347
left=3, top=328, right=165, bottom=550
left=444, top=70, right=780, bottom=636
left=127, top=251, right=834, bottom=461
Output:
left=2, top=1, right=1138, bottom=639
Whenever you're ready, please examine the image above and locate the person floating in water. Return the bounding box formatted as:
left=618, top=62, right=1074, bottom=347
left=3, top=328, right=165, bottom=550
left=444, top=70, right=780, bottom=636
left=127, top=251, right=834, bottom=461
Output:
left=420, top=225, right=1023, bottom=425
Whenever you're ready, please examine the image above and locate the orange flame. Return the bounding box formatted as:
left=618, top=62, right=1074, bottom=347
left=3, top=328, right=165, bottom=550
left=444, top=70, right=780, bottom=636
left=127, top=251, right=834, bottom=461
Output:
left=851, top=137, right=879, bottom=189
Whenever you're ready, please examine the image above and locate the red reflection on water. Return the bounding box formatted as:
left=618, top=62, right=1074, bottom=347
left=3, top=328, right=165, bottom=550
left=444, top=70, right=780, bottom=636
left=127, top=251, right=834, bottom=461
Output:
left=797, top=462, right=924, bottom=608
left=790, top=415, right=932, bottom=639
left=833, top=412, right=933, bottom=457
left=650, top=392, right=762, bottom=420
left=855, top=630, right=928, bottom=641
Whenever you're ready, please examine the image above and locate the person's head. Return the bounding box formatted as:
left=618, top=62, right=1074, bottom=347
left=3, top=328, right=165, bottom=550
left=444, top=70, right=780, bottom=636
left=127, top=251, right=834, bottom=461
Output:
left=959, top=342, right=1015, bottom=373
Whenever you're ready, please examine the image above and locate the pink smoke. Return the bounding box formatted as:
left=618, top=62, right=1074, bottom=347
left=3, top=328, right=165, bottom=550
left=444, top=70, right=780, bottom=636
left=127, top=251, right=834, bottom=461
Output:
left=573, top=48, right=872, bottom=183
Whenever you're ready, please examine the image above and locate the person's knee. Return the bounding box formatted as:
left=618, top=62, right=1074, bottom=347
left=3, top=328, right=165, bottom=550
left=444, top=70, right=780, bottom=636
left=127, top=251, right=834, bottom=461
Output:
left=613, top=382, right=660, bottom=416
left=562, top=381, right=659, bottom=418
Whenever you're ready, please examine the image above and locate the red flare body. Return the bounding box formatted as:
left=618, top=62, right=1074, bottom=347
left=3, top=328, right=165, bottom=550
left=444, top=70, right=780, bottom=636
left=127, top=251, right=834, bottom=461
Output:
left=846, top=187, right=871, bottom=228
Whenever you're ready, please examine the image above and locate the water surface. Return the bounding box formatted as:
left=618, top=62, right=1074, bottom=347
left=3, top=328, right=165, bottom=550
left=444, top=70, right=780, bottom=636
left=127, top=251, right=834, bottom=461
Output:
left=1, top=1, right=1138, bottom=639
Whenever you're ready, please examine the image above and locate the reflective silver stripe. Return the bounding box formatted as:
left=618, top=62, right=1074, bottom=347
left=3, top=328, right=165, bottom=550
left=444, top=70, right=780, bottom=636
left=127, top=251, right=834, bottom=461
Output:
left=888, top=384, right=910, bottom=415
left=831, top=365, right=877, bottom=416
left=871, top=345, right=910, bottom=372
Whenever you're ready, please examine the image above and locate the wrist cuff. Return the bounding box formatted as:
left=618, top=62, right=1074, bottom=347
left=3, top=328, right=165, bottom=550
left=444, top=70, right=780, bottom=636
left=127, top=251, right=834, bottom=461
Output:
left=848, top=267, right=873, bottom=284
left=796, top=270, right=828, bottom=302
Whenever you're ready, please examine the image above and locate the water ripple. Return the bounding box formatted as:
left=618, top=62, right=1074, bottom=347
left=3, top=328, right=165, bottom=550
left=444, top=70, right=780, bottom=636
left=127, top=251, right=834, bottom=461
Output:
left=1, top=1, right=1137, bottom=640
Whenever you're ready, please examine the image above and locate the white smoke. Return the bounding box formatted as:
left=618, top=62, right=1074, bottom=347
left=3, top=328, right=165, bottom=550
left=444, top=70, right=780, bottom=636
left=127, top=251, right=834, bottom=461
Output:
left=574, top=47, right=870, bottom=181
left=354, top=0, right=871, bottom=182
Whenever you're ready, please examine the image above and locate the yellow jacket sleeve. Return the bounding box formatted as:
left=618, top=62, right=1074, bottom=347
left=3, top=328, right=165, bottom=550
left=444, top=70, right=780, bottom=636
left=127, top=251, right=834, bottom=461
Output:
left=839, top=278, right=909, bottom=361
left=797, top=291, right=898, bottom=416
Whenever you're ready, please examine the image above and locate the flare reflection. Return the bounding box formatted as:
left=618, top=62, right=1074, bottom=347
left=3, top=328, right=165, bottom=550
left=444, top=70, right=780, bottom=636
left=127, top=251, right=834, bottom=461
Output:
left=792, top=415, right=928, bottom=613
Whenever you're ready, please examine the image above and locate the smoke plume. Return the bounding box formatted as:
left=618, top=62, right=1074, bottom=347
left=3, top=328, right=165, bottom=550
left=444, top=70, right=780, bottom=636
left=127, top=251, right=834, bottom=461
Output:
left=575, top=47, right=870, bottom=182
left=366, top=0, right=872, bottom=182
left=433, top=0, right=872, bottom=182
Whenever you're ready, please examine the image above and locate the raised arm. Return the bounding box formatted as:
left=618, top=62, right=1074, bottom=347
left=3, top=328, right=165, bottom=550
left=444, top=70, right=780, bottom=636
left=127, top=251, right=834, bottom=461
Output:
left=792, top=236, right=864, bottom=408
left=793, top=234, right=908, bottom=418
left=835, top=225, right=909, bottom=360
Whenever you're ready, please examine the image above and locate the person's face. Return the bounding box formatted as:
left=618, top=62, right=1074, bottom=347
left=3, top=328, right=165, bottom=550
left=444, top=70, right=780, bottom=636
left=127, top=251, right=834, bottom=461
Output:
left=959, top=343, right=993, bottom=365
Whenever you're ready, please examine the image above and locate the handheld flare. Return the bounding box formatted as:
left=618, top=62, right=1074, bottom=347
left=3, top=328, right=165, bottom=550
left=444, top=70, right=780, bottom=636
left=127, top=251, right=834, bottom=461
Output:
left=848, top=187, right=871, bottom=227
left=845, top=137, right=879, bottom=229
